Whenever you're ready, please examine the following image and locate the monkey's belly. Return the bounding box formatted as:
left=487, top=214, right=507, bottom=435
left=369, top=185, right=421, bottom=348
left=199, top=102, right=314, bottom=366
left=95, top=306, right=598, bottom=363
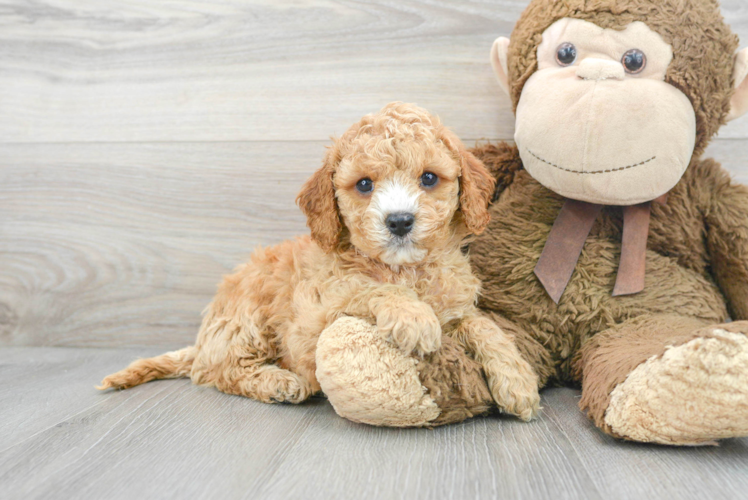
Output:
left=470, top=170, right=729, bottom=376
left=474, top=232, right=728, bottom=375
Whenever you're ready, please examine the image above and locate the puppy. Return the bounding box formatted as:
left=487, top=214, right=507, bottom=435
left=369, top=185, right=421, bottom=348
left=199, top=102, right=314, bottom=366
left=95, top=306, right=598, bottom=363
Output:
left=99, top=102, right=539, bottom=420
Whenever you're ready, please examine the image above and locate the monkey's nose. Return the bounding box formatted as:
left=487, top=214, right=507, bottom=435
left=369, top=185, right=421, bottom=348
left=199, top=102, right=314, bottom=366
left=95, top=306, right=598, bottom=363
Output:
left=576, top=58, right=625, bottom=81
left=386, top=213, right=415, bottom=237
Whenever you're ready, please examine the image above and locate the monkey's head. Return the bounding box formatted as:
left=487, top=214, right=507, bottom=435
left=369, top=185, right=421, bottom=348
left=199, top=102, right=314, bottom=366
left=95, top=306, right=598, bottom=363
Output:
left=491, top=0, right=748, bottom=205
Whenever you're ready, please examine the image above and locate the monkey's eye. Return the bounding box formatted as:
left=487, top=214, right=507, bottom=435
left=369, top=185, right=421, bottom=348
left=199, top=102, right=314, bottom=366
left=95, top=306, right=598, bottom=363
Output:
left=421, top=172, right=438, bottom=187
left=355, top=178, right=374, bottom=194
left=555, top=42, right=577, bottom=66
left=622, top=49, right=646, bottom=74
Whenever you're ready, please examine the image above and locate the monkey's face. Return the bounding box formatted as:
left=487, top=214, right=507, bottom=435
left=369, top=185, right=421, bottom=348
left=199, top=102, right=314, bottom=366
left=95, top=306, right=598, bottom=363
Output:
left=513, top=19, right=696, bottom=205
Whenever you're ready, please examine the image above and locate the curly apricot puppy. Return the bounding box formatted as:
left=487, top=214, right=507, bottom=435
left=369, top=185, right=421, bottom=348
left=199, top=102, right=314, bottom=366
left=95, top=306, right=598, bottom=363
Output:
left=99, top=102, right=539, bottom=419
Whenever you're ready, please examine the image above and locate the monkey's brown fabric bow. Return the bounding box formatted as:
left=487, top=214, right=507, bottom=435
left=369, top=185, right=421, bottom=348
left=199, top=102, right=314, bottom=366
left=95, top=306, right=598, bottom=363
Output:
left=534, top=196, right=667, bottom=304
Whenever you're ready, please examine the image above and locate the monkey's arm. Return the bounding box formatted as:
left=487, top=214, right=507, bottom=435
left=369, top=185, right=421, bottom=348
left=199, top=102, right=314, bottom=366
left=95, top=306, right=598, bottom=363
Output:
left=469, top=142, right=523, bottom=201
left=702, top=159, right=748, bottom=320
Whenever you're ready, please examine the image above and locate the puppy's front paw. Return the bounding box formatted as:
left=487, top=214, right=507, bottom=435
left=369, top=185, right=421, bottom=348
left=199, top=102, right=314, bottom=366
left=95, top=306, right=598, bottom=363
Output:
left=376, top=301, right=442, bottom=356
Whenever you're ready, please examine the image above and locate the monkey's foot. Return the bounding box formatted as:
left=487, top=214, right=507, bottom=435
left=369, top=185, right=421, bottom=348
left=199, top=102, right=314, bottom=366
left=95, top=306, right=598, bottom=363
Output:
left=604, top=329, right=748, bottom=445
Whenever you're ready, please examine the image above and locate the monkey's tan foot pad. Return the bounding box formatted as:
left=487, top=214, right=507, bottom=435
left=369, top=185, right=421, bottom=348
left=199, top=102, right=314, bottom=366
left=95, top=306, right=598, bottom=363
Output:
left=315, top=316, right=441, bottom=427
left=605, top=329, right=748, bottom=445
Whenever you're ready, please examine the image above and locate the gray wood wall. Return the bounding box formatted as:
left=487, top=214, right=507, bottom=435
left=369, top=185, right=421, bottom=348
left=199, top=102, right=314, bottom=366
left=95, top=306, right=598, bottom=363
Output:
left=3, top=0, right=748, bottom=348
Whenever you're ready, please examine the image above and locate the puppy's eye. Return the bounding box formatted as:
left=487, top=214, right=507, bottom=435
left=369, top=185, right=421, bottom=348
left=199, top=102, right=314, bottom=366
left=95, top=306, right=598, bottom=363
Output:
left=622, top=49, right=646, bottom=74
left=555, top=42, right=577, bottom=66
left=355, top=178, right=373, bottom=194
left=421, top=172, right=438, bottom=187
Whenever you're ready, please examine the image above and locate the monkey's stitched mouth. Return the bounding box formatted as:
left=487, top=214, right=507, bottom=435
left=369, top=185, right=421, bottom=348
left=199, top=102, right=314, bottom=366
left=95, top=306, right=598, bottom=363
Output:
left=527, top=148, right=656, bottom=175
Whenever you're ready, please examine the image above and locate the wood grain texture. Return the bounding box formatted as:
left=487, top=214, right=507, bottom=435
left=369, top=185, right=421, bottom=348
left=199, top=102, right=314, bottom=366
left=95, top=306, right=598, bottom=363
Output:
left=1, top=347, right=746, bottom=500
left=3, top=139, right=748, bottom=348
left=1, top=0, right=748, bottom=144
left=0, top=346, right=166, bottom=450
left=0, top=141, right=315, bottom=347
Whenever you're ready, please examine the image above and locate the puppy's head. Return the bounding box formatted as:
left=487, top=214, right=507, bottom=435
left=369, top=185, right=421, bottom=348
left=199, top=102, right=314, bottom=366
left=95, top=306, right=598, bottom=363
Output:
left=297, top=102, right=495, bottom=266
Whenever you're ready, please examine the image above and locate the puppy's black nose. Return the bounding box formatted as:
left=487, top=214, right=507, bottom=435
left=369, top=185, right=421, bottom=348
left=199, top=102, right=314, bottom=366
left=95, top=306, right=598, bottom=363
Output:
left=386, top=213, right=415, bottom=237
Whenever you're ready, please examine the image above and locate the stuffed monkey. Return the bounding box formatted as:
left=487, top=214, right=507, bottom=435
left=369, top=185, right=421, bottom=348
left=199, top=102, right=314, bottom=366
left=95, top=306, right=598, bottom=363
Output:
left=468, top=0, right=748, bottom=445
left=320, top=0, right=748, bottom=445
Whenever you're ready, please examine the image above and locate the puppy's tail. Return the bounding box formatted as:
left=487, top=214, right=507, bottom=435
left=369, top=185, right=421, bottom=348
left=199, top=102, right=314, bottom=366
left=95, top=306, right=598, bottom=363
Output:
left=97, top=346, right=197, bottom=391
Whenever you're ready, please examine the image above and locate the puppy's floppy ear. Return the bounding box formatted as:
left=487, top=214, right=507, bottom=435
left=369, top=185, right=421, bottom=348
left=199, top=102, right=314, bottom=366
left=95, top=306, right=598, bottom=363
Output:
left=440, top=129, right=496, bottom=234
left=458, top=148, right=495, bottom=234
left=296, top=146, right=342, bottom=252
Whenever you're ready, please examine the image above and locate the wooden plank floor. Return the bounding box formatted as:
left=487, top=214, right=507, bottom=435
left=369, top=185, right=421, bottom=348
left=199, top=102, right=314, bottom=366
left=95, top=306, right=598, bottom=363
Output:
left=0, top=347, right=747, bottom=500
left=3, top=1, right=748, bottom=498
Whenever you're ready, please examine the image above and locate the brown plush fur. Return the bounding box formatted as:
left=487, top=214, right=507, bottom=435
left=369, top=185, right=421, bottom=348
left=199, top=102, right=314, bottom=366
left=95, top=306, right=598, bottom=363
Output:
left=470, top=146, right=748, bottom=364
left=417, top=335, right=494, bottom=426
left=100, top=102, right=539, bottom=420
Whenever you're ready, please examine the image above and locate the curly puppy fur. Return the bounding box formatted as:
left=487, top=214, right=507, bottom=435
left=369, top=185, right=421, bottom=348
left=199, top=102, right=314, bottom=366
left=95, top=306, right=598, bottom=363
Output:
left=99, top=102, right=540, bottom=420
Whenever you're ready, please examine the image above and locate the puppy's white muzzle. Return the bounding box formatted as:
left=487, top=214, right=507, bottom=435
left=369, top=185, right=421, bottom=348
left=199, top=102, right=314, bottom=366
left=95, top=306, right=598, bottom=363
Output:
left=367, top=179, right=427, bottom=265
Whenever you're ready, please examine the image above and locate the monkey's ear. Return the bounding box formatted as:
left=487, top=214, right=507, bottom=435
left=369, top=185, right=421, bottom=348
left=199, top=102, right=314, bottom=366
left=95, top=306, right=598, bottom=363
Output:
left=727, top=48, right=748, bottom=121
left=490, top=37, right=511, bottom=97
left=296, top=148, right=342, bottom=252
left=458, top=148, right=496, bottom=235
